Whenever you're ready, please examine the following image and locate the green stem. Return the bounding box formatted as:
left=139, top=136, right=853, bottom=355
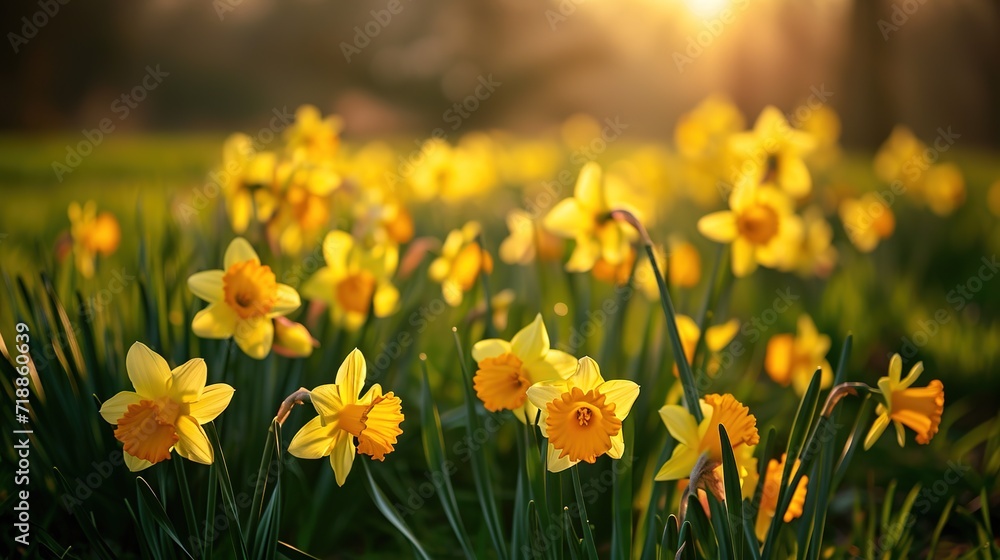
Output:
left=571, top=466, right=599, bottom=560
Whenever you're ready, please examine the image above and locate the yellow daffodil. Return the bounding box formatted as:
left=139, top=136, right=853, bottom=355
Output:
left=218, top=133, right=279, bottom=234
left=764, top=315, right=833, bottom=395
left=656, top=394, right=760, bottom=481
left=284, top=104, right=342, bottom=162
left=67, top=201, right=121, bottom=278
left=839, top=193, right=895, bottom=253
left=267, top=161, right=341, bottom=255
left=668, top=238, right=702, bottom=289
left=923, top=162, right=965, bottom=216
left=668, top=314, right=740, bottom=378
left=272, top=317, right=318, bottom=358
left=526, top=357, right=640, bottom=472
left=99, top=342, right=234, bottom=472
left=752, top=454, right=809, bottom=542
left=697, top=184, right=802, bottom=277
left=728, top=106, right=816, bottom=198
left=874, top=126, right=927, bottom=190
left=301, top=230, right=400, bottom=330
left=675, top=96, right=745, bottom=209
left=429, top=221, right=493, bottom=307
left=592, top=247, right=637, bottom=287
left=791, top=206, right=837, bottom=278
left=353, top=190, right=415, bottom=246
left=472, top=313, right=578, bottom=423
left=864, top=354, right=944, bottom=449
left=543, top=162, right=640, bottom=273
left=187, top=237, right=301, bottom=359
left=499, top=209, right=563, bottom=265
left=409, top=135, right=497, bottom=202
left=287, top=349, right=404, bottom=486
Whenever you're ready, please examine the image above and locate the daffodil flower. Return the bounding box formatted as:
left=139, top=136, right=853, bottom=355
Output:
left=67, top=201, right=121, bottom=278
left=671, top=314, right=740, bottom=377
left=98, top=342, right=234, bottom=472
left=526, top=357, right=640, bottom=472
left=752, top=454, right=808, bottom=542
left=499, top=209, right=563, bottom=265
left=301, top=231, right=400, bottom=330
left=728, top=106, right=816, bottom=198
left=472, top=314, right=577, bottom=423
left=543, top=162, right=639, bottom=273
left=287, top=349, right=404, bottom=486
left=839, top=193, right=895, bottom=253
left=187, top=237, right=301, bottom=359
left=697, top=183, right=802, bottom=277
left=284, top=104, right=342, bottom=163
left=764, top=314, right=833, bottom=395
left=272, top=317, right=318, bottom=358
left=429, top=221, right=493, bottom=307
left=218, top=133, right=279, bottom=234
left=864, top=354, right=944, bottom=449
left=656, top=394, right=760, bottom=481
left=267, top=160, right=341, bottom=256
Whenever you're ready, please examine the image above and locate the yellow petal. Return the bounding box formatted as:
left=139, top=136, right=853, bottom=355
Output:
left=192, top=303, right=239, bottom=339
left=373, top=282, right=399, bottom=318
left=99, top=391, right=141, bottom=424
left=697, top=211, right=738, bottom=243
left=658, top=405, right=700, bottom=447
left=705, top=319, right=740, bottom=352
left=126, top=342, right=171, bottom=398
left=898, top=361, right=924, bottom=390
left=330, top=431, right=356, bottom=486
left=188, top=270, right=225, bottom=303
left=574, top=162, right=605, bottom=211
left=124, top=451, right=154, bottom=472
left=888, top=353, right=902, bottom=386
left=188, top=384, right=235, bottom=424
left=894, top=420, right=906, bottom=447
left=268, top=284, right=301, bottom=317
left=863, top=413, right=890, bottom=450
left=565, top=237, right=601, bottom=272
left=310, top=384, right=344, bottom=422
left=777, top=156, right=811, bottom=198
left=731, top=238, right=757, bottom=277
left=511, top=314, right=550, bottom=360
left=233, top=317, right=274, bottom=360
left=168, top=358, right=207, bottom=403
left=608, top=432, right=625, bottom=460
left=546, top=443, right=577, bottom=473
left=541, top=349, right=579, bottom=380
left=224, top=237, right=260, bottom=269
left=336, top=348, right=367, bottom=403
left=543, top=198, right=589, bottom=239
left=572, top=356, right=604, bottom=391
left=301, top=267, right=337, bottom=303
left=471, top=339, right=513, bottom=363
left=288, top=415, right=337, bottom=459
left=525, top=383, right=565, bottom=413
left=598, top=380, right=640, bottom=420
left=174, top=416, right=213, bottom=464
left=228, top=192, right=252, bottom=234
left=655, top=446, right=699, bottom=481
left=322, top=231, right=354, bottom=276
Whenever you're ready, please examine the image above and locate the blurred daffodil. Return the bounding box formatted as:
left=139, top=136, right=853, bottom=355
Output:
left=272, top=317, right=318, bottom=358
left=284, top=104, right=342, bottom=162
left=99, top=342, right=234, bottom=472
left=429, top=221, right=493, bottom=307
left=764, top=315, right=833, bottom=395
left=500, top=209, right=563, bottom=265
left=839, top=193, right=895, bottom=253
left=656, top=394, right=760, bottom=481
left=302, top=230, right=400, bottom=330
left=527, top=357, right=640, bottom=472
left=187, top=237, right=301, bottom=359
left=922, top=162, right=966, bottom=216
left=799, top=104, right=842, bottom=170
left=668, top=238, right=702, bottom=289
left=864, top=354, right=944, bottom=449
left=543, top=162, right=639, bottom=272
left=409, top=135, right=497, bottom=202
left=874, top=126, right=927, bottom=189
left=287, top=349, right=404, bottom=486
left=672, top=314, right=740, bottom=378
left=472, top=313, right=577, bottom=423
left=792, top=206, right=837, bottom=278
left=728, top=106, right=815, bottom=198
left=697, top=184, right=802, bottom=277
left=591, top=247, right=636, bottom=286
left=753, top=454, right=809, bottom=541
left=267, top=161, right=341, bottom=255
left=219, top=133, right=279, bottom=234
left=67, top=201, right=121, bottom=278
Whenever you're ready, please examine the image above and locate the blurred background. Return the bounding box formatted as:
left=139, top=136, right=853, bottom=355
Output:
left=2, top=0, right=999, bottom=148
